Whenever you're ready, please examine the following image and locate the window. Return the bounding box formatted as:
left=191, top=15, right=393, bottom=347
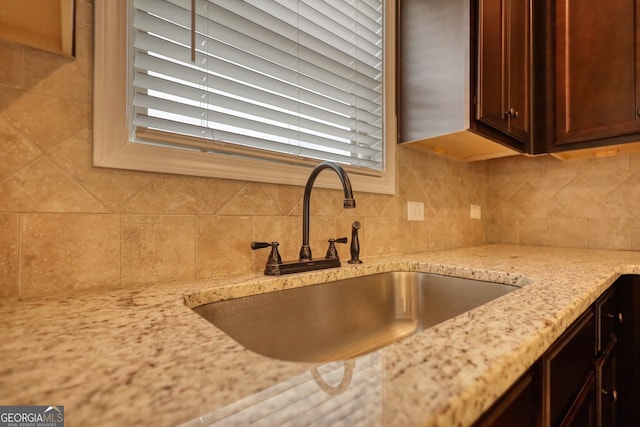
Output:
left=94, top=0, right=396, bottom=194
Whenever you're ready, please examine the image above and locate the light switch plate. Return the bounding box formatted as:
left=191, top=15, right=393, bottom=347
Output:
left=470, top=204, right=481, bottom=219
left=407, top=201, right=424, bottom=221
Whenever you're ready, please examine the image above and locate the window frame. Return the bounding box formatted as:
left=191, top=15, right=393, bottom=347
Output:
left=93, top=0, right=397, bottom=194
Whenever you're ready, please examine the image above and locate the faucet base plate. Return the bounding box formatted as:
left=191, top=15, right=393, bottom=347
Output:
left=265, top=258, right=341, bottom=276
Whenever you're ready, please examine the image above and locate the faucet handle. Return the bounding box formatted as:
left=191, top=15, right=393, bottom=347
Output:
left=325, top=237, right=348, bottom=259
left=251, top=241, right=282, bottom=265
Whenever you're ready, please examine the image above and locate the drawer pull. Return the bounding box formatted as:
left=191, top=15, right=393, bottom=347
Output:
left=602, top=388, right=619, bottom=403
left=606, top=312, right=623, bottom=323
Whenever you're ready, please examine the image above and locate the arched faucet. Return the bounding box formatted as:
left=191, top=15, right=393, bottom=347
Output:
left=299, top=162, right=356, bottom=261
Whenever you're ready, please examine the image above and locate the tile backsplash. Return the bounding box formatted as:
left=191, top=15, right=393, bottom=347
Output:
left=2, top=0, right=639, bottom=299
left=0, top=0, right=486, bottom=298
left=487, top=153, right=640, bottom=250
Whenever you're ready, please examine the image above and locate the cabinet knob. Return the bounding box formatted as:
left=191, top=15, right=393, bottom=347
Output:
left=602, top=388, right=619, bottom=403
left=504, top=108, right=518, bottom=119
left=606, top=312, right=623, bottom=324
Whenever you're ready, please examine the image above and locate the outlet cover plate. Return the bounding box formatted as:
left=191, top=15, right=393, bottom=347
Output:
left=407, top=201, right=424, bottom=221
left=470, top=204, right=481, bottom=219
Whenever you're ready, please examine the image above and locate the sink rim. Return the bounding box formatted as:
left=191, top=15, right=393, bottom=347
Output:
left=183, top=267, right=530, bottom=309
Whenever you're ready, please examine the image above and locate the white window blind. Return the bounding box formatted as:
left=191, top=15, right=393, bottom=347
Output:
left=129, top=0, right=385, bottom=172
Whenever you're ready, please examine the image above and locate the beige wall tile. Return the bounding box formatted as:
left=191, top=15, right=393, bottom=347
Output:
left=631, top=218, right=640, bottom=251
left=380, top=193, right=406, bottom=218
left=120, top=175, right=211, bottom=214
left=553, top=177, right=629, bottom=219
left=0, top=157, right=108, bottom=213
left=122, top=215, right=196, bottom=285
left=263, top=184, right=303, bottom=216
left=364, top=217, right=405, bottom=257
left=0, top=87, right=90, bottom=152
left=340, top=191, right=393, bottom=218
left=486, top=218, right=519, bottom=244
left=398, top=168, right=427, bottom=203
left=217, top=183, right=281, bottom=216
left=518, top=218, right=551, bottom=246
left=252, top=216, right=298, bottom=265
left=0, top=157, right=107, bottom=213
left=48, top=128, right=158, bottom=211
left=20, top=214, right=120, bottom=297
left=307, top=216, right=338, bottom=260
left=509, top=182, right=564, bottom=218
left=604, top=173, right=640, bottom=217
left=588, top=218, right=632, bottom=250
left=197, top=216, right=253, bottom=277
left=292, top=187, right=348, bottom=217
left=548, top=218, right=589, bottom=249
left=0, top=214, right=19, bottom=297
left=0, top=117, right=42, bottom=180
left=488, top=153, right=640, bottom=250
left=407, top=220, right=431, bottom=254
left=186, top=177, right=250, bottom=214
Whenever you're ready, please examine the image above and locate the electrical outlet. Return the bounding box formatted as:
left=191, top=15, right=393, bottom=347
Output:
left=470, top=204, right=481, bottom=219
left=407, top=201, right=424, bottom=221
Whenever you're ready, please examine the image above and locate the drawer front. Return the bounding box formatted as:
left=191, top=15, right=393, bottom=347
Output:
left=543, top=309, right=596, bottom=426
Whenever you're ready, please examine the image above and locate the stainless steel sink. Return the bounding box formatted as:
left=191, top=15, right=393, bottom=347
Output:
left=192, top=271, right=518, bottom=362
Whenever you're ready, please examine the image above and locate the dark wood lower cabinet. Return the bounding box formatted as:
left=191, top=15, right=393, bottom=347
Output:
left=616, top=276, right=640, bottom=425
left=473, top=371, right=536, bottom=427
left=474, top=277, right=638, bottom=427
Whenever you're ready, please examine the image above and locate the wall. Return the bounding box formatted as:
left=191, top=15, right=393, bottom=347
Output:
left=487, top=153, right=640, bottom=250
left=0, top=0, right=487, bottom=299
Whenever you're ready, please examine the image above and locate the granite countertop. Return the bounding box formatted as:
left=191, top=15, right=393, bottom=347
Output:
left=2, top=244, right=640, bottom=427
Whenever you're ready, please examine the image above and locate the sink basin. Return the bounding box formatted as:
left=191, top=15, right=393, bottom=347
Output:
left=192, top=271, right=518, bottom=362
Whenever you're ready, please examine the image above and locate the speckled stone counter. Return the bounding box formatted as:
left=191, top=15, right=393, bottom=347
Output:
left=2, top=244, right=640, bottom=427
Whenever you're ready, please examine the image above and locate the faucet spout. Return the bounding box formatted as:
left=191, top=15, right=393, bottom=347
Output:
left=300, top=162, right=355, bottom=261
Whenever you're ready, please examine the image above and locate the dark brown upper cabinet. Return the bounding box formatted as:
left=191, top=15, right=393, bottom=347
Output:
left=397, top=0, right=525, bottom=162
left=476, top=0, right=530, bottom=144
left=551, top=0, right=640, bottom=154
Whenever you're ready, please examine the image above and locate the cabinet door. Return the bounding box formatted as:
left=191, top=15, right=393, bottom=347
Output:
left=596, top=286, right=620, bottom=354
left=555, top=0, right=640, bottom=145
left=597, top=337, right=618, bottom=427
left=541, top=309, right=596, bottom=427
left=477, top=0, right=508, bottom=133
left=477, top=0, right=529, bottom=142
left=560, top=372, right=597, bottom=427
left=616, top=276, right=640, bottom=425
left=472, top=371, right=536, bottom=427
left=505, top=0, right=529, bottom=141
